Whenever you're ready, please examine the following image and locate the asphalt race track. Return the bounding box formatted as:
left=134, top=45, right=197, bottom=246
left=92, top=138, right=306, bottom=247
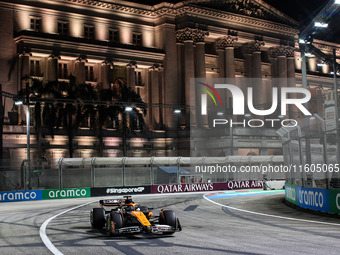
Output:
left=1, top=191, right=340, bottom=255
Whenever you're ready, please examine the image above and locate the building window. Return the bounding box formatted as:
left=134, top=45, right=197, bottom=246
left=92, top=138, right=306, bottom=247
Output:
left=30, top=18, right=41, bottom=32
left=85, top=66, right=94, bottom=81
left=84, top=25, right=95, bottom=40
left=30, top=60, right=41, bottom=76
left=58, top=21, right=69, bottom=36
left=58, top=63, right=68, bottom=79
left=132, top=33, right=142, bottom=46
left=109, top=29, right=119, bottom=43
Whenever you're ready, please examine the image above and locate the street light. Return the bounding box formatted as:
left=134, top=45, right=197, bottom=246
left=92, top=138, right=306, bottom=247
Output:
left=314, top=22, right=328, bottom=28
left=125, top=106, right=133, bottom=112
left=15, top=101, right=23, bottom=105
left=15, top=82, right=31, bottom=190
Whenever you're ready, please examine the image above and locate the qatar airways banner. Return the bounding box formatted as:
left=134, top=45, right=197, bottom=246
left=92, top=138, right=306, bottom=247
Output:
left=151, top=180, right=263, bottom=194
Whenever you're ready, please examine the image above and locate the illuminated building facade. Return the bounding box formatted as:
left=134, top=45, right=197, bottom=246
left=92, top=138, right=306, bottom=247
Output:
left=0, top=0, right=338, bottom=162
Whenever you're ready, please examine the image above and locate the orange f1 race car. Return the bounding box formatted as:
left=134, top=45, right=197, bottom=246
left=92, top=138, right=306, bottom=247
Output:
left=90, top=196, right=182, bottom=236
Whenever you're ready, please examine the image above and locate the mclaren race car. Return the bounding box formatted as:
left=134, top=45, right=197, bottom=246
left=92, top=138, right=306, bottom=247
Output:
left=90, top=196, right=182, bottom=236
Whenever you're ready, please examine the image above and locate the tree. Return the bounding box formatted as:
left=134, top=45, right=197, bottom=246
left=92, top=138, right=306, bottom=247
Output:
left=18, top=78, right=59, bottom=159
left=96, top=84, right=120, bottom=156
left=55, top=76, right=98, bottom=158
left=114, top=79, right=147, bottom=156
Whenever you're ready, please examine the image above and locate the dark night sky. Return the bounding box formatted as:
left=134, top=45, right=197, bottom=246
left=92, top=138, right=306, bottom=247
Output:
left=132, top=0, right=326, bottom=23
left=132, top=0, right=337, bottom=42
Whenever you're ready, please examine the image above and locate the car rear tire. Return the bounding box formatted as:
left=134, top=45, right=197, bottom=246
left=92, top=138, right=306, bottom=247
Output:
left=91, top=208, right=105, bottom=228
left=159, top=210, right=177, bottom=234
left=106, top=212, right=123, bottom=236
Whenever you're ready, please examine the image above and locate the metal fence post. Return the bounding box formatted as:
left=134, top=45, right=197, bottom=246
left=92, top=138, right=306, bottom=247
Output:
left=122, top=157, right=126, bottom=186
left=58, top=158, right=63, bottom=189
left=150, top=157, right=154, bottom=185
left=177, top=157, right=181, bottom=184
left=295, top=125, right=304, bottom=187
left=282, top=127, right=293, bottom=184
left=314, top=114, right=329, bottom=188
left=90, top=157, right=95, bottom=188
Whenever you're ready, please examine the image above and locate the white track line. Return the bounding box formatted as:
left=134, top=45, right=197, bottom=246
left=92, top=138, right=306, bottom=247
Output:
left=39, top=201, right=95, bottom=255
left=204, top=194, right=340, bottom=227
left=38, top=191, right=213, bottom=255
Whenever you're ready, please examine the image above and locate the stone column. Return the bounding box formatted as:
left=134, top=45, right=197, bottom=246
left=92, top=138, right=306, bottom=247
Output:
left=295, top=51, right=302, bottom=70
left=194, top=31, right=209, bottom=127
left=176, top=41, right=185, bottom=128
left=47, top=54, right=59, bottom=82
left=158, top=66, right=164, bottom=129
left=218, top=34, right=238, bottom=120
left=216, top=38, right=226, bottom=78
left=127, top=60, right=137, bottom=90
left=75, top=55, right=87, bottom=84
left=20, top=52, right=30, bottom=84
left=163, top=25, right=178, bottom=131
left=101, top=59, right=112, bottom=89
left=176, top=28, right=195, bottom=129
left=270, top=46, right=296, bottom=118
left=308, top=55, right=317, bottom=72
left=19, top=51, right=31, bottom=124
left=225, top=35, right=238, bottom=78
left=195, top=42, right=206, bottom=78
left=176, top=27, right=209, bottom=128
left=268, top=47, right=278, bottom=78
left=150, top=64, right=160, bottom=129
left=286, top=47, right=297, bottom=119
left=184, top=41, right=195, bottom=109
left=243, top=40, right=265, bottom=107
left=322, top=64, right=330, bottom=74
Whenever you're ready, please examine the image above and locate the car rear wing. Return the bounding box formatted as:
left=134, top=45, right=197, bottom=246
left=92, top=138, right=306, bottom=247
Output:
left=100, top=199, right=122, bottom=206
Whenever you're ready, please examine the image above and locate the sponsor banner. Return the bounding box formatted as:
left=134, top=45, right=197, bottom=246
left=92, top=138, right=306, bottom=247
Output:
left=152, top=183, right=218, bottom=194
left=91, top=186, right=151, bottom=197
left=297, top=186, right=329, bottom=213
left=285, top=184, right=297, bottom=205
left=43, top=188, right=91, bottom=199
left=226, top=180, right=263, bottom=190
left=329, top=189, right=340, bottom=214
left=152, top=180, right=263, bottom=194
left=0, top=190, right=43, bottom=202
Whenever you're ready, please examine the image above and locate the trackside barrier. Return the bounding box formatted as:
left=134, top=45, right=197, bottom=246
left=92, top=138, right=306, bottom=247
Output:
left=0, top=179, right=265, bottom=202
left=0, top=188, right=91, bottom=203
left=285, top=184, right=340, bottom=214
left=91, top=186, right=151, bottom=196
left=42, top=188, right=91, bottom=200
left=151, top=180, right=263, bottom=194
left=0, top=190, right=43, bottom=202
left=285, top=183, right=297, bottom=205
left=296, top=186, right=329, bottom=212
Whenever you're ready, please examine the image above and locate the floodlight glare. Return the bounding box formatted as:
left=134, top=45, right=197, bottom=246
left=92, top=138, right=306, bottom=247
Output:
left=15, top=101, right=23, bottom=105
left=125, top=106, right=133, bottom=112
left=314, top=22, right=328, bottom=28
left=174, top=109, right=181, bottom=114
left=298, top=39, right=306, bottom=44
